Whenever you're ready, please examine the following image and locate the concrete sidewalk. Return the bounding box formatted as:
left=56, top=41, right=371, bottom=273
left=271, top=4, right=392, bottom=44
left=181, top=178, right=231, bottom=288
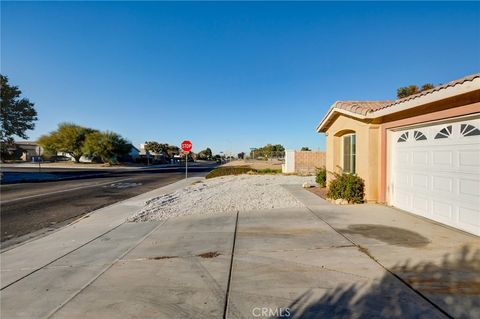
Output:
left=2, top=208, right=446, bottom=319
left=1, top=183, right=477, bottom=318
left=1, top=177, right=204, bottom=288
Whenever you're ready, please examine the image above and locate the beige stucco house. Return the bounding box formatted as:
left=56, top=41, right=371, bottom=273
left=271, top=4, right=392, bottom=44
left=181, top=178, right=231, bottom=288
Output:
left=316, top=74, right=480, bottom=236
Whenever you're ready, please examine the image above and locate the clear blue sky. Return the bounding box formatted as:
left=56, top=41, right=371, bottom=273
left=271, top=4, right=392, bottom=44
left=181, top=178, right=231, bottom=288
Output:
left=2, top=1, right=479, bottom=154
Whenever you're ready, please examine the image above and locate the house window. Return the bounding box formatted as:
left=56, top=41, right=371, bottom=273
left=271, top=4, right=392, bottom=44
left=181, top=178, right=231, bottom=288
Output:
left=413, top=130, right=427, bottom=141
left=397, top=132, right=408, bottom=142
left=435, top=125, right=452, bottom=139
left=461, top=124, right=480, bottom=137
left=343, top=134, right=356, bottom=174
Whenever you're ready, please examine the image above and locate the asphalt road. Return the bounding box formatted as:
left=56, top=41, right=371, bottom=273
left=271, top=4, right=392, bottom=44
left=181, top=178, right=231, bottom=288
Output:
left=0, top=164, right=216, bottom=247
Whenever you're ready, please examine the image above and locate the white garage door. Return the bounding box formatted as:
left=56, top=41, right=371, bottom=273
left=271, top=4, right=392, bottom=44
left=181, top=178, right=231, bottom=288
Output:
left=391, top=116, right=480, bottom=236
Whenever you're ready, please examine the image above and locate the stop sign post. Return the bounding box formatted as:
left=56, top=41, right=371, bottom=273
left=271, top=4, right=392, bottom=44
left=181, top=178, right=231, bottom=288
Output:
left=35, top=146, right=42, bottom=172
left=181, top=140, right=192, bottom=179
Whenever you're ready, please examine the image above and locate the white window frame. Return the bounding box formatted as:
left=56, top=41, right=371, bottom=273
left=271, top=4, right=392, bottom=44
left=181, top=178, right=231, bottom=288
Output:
left=342, top=133, right=356, bottom=174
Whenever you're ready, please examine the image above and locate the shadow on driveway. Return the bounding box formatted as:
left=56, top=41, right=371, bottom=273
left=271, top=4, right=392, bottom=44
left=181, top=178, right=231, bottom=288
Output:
left=277, top=245, right=479, bottom=319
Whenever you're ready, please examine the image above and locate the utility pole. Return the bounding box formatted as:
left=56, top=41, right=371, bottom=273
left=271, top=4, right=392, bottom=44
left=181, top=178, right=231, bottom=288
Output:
left=250, top=147, right=257, bottom=161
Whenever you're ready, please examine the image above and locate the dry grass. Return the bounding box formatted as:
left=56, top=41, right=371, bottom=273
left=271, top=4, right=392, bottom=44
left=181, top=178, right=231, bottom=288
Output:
left=205, top=166, right=282, bottom=179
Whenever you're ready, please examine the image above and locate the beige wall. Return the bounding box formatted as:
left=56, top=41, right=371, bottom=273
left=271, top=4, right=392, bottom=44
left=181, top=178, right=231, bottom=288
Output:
left=323, top=90, right=480, bottom=204
left=325, top=114, right=380, bottom=202
left=294, top=151, right=326, bottom=174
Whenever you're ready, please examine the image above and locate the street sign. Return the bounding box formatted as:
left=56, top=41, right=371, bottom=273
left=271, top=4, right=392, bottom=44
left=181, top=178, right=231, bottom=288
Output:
left=181, top=140, right=192, bottom=152
left=181, top=140, right=192, bottom=180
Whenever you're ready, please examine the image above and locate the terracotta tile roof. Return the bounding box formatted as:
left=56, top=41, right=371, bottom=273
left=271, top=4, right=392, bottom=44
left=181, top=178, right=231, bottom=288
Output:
left=330, top=100, right=394, bottom=116
left=370, top=73, right=480, bottom=112
left=317, top=73, right=480, bottom=132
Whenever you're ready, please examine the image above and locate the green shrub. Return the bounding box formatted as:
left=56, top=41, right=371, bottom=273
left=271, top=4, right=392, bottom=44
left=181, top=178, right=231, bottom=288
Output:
left=255, top=168, right=282, bottom=174
left=326, top=172, right=365, bottom=204
left=206, top=166, right=254, bottom=179
left=315, top=167, right=327, bottom=187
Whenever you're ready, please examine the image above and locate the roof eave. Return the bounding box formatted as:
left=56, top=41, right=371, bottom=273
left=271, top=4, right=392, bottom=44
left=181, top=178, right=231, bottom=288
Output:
left=371, top=77, right=480, bottom=117
left=316, top=107, right=368, bottom=133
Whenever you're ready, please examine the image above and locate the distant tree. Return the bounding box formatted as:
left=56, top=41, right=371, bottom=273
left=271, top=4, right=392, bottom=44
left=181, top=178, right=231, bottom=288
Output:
left=0, top=75, right=38, bottom=158
left=197, top=147, right=213, bottom=160
left=301, top=147, right=311, bottom=151
left=144, top=141, right=168, bottom=155
left=166, top=145, right=180, bottom=157
left=83, top=131, right=130, bottom=164
left=397, top=85, right=420, bottom=99
left=197, top=151, right=206, bottom=160
left=38, top=123, right=95, bottom=162
left=397, top=83, right=437, bottom=99
left=270, top=144, right=285, bottom=158
left=251, top=144, right=285, bottom=159
left=421, top=83, right=434, bottom=91
left=204, top=147, right=213, bottom=159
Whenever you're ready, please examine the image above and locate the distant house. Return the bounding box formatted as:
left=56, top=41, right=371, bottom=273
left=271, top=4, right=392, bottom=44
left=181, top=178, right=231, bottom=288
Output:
left=139, top=143, right=158, bottom=158
left=14, top=141, right=43, bottom=161
left=128, top=144, right=140, bottom=160
left=139, top=143, right=151, bottom=156
left=316, top=73, right=480, bottom=236
left=139, top=143, right=170, bottom=163
left=57, top=152, right=93, bottom=163
left=117, top=144, right=140, bottom=162
left=60, top=144, right=140, bottom=163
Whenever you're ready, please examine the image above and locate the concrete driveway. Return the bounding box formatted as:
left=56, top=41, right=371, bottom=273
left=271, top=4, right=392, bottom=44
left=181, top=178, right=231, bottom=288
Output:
left=1, top=182, right=478, bottom=319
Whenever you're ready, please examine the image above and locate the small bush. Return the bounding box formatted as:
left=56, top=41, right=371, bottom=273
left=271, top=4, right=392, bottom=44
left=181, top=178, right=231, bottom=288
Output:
left=206, top=166, right=254, bottom=179
left=326, top=172, right=365, bottom=204
left=315, top=167, right=327, bottom=187
left=256, top=168, right=282, bottom=174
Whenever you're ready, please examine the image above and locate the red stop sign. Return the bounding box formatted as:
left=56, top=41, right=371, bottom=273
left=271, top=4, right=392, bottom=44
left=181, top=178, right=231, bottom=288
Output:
left=181, top=140, right=192, bottom=152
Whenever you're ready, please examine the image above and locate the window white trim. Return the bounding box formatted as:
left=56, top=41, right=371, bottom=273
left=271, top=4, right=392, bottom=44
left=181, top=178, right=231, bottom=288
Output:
left=342, top=133, right=356, bottom=174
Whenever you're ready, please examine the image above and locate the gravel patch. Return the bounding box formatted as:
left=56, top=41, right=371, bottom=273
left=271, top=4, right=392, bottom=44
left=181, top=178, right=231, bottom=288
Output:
left=129, top=175, right=314, bottom=222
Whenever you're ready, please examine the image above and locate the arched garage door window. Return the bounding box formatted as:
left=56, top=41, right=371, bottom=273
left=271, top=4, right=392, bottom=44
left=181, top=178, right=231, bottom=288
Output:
left=343, top=133, right=356, bottom=174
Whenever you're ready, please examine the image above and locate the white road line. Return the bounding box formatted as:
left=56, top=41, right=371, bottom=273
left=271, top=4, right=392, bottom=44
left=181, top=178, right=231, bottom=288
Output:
left=1, top=177, right=135, bottom=204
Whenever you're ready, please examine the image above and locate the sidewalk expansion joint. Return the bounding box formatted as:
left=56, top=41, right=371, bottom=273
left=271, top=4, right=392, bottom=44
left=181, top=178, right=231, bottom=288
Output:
left=43, top=219, right=168, bottom=319
left=223, top=211, right=239, bottom=319
left=0, top=221, right=127, bottom=291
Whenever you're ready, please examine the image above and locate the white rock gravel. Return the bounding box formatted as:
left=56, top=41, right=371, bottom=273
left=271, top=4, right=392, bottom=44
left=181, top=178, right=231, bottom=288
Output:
left=129, top=174, right=315, bottom=222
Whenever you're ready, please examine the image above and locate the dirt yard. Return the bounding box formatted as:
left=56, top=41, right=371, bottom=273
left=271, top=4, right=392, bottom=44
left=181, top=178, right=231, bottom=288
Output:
left=307, top=186, right=328, bottom=199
